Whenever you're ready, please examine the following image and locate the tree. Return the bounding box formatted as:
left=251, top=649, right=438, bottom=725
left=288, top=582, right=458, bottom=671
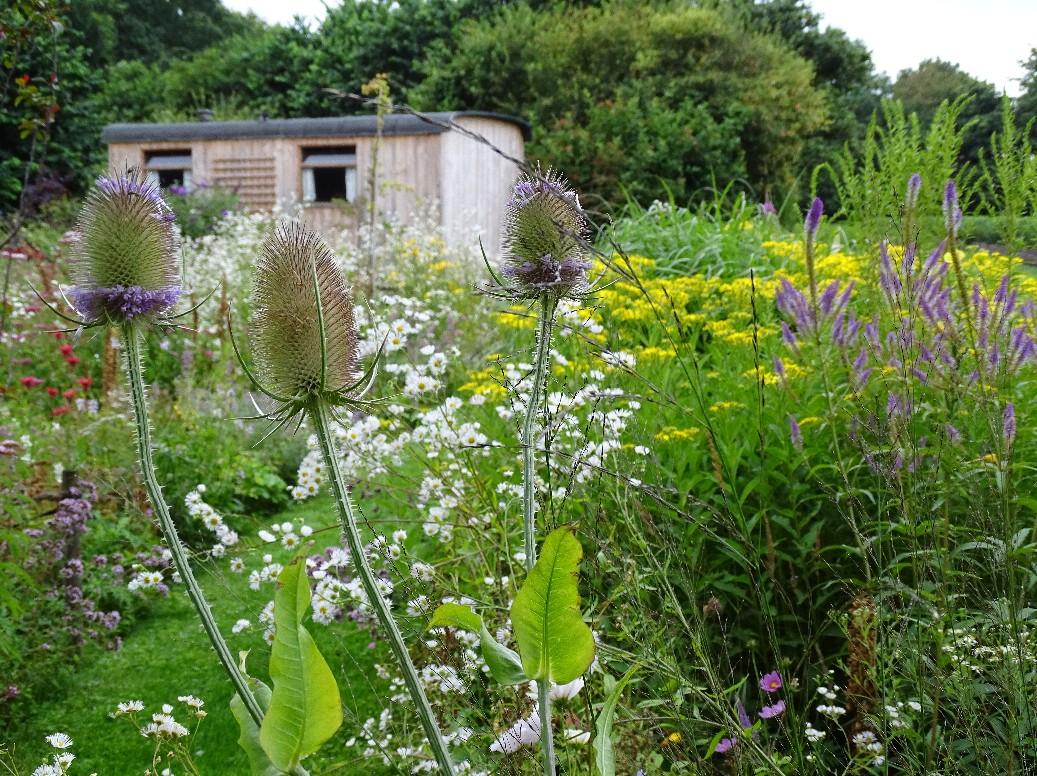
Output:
left=1018, top=48, right=1037, bottom=142
left=893, top=58, right=1001, bottom=169
left=412, top=1, right=827, bottom=206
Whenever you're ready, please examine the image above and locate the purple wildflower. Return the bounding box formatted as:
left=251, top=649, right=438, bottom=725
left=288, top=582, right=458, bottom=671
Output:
left=943, top=180, right=962, bottom=237
left=1004, top=403, right=1016, bottom=446
left=805, top=197, right=824, bottom=240
left=759, top=700, right=786, bottom=719
left=906, top=173, right=922, bottom=212
left=760, top=671, right=782, bottom=693
left=737, top=702, right=752, bottom=730
left=715, top=737, right=736, bottom=753
left=789, top=416, right=803, bottom=451
left=69, top=285, right=182, bottom=323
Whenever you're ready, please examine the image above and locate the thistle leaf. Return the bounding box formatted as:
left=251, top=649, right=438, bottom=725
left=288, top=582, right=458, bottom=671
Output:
left=429, top=603, right=527, bottom=686
left=510, top=526, right=595, bottom=684
left=259, top=558, right=343, bottom=771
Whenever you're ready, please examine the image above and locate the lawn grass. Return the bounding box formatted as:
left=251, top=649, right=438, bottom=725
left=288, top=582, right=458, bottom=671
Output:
left=2, top=494, right=401, bottom=775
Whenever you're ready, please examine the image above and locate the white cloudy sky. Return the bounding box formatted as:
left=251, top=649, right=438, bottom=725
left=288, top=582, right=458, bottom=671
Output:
left=222, top=0, right=1037, bottom=97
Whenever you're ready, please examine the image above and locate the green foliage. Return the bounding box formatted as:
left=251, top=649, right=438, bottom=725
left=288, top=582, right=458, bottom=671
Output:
left=231, top=659, right=292, bottom=776
left=510, top=526, right=595, bottom=685
left=594, top=666, right=639, bottom=776
left=413, top=1, right=827, bottom=206
left=427, top=603, right=528, bottom=686
left=260, top=558, right=342, bottom=773
left=166, top=184, right=240, bottom=239
left=893, top=58, right=1001, bottom=169
left=814, top=98, right=972, bottom=243
left=977, top=95, right=1037, bottom=251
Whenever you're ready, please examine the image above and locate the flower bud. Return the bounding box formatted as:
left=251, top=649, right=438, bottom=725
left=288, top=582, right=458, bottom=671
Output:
left=500, top=168, right=591, bottom=300
left=250, top=222, right=357, bottom=402
left=69, top=171, right=181, bottom=326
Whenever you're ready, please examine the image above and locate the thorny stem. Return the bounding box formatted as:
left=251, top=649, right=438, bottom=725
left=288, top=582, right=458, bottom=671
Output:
left=311, top=403, right=456, bottom=776
left=522, top=297, right=557, bottom=572
left=122, top=326, right=266, bottom=729
left=520, top=296, right=558, bottom=776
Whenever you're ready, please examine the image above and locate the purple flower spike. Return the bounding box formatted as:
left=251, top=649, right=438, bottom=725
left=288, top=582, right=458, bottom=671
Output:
left=737, top=702, right=752, bottom=730
left=789, top=416, right=803, bottom=450
left=1004, top=403, right=1016, bottom=446
left=760, top=671, right=782, bottom=693
left=805, top=197, right=824, bottom=240
left=759, top=700, right=786, bottom=719
left=943, top=180, right=962, bottom=237
left=906, top=173, right=922, bottom=210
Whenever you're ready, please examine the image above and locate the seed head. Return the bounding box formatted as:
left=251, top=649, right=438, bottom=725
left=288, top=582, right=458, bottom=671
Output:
left=500, top=168, right=591, bottom=301
left=250, top=222, right=357, bottom=404
left=69, top=170, right=181, bottom=326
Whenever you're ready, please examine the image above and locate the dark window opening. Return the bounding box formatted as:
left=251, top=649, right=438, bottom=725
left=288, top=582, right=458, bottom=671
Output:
left=302, top=146, right=357, bottom=203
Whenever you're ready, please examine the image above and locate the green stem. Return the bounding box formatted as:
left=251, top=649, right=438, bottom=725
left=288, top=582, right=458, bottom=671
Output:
left=310, top=403, right=456, bottom=776
left=521, top=297, right=558, bottom=776
left=522, top=298, right=557, bottom=572
left=122, top=326, right=265, bottom=729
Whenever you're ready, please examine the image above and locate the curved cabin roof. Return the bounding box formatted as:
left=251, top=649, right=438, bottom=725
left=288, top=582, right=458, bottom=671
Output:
left=102, top=111, right=532, bottom=144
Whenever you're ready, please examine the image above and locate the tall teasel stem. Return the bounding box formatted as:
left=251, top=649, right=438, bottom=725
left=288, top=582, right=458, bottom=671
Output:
left=499, top=168, right=590, bottom=776
left=310, top=403, right=456, bottom=775
left=61, top=170, right=266, bottom=727
left=122, top=325, right=266, bottom=728
left=521, top=296, right=557, bottom=572
left=245, top=222, right=456, bottom=775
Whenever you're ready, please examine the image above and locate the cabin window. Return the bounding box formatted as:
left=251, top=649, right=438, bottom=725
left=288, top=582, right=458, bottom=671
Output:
left=144, top=150, right=193, bottom=190
left=301, top=146, right=357, bottom=204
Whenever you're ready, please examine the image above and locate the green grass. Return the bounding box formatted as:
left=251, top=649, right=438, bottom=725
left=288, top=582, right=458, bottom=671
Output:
left=2, top=495, right=400, bottom=775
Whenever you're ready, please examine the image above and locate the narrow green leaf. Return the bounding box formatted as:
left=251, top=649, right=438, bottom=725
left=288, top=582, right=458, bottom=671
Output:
left=231, top=655, right=296, bottom=776
left=429, top=603, right=528, bottom=686
left=259, top=558, right=343, bottom=772
left=594, top=666, right=639, bottom=776
left=511, top=526, right=596, bottom=684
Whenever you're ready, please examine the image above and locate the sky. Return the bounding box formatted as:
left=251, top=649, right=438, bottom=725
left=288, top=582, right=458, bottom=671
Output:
left=221, top=0, right=1037, bottom=97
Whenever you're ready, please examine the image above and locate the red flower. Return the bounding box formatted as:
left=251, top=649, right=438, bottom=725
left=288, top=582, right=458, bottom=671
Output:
left=59, top=344, right=74, bottom=356
left=65, top=356, right=80, bottom=366
left=46, top=386, right=59, bottom=396
left=63, top=389, right=76, bottom=401
left=52, top=405, right=71, bottom=416
left=78, top=377, right=93, bottom=389
left=20, top=376, right=44, bottom=388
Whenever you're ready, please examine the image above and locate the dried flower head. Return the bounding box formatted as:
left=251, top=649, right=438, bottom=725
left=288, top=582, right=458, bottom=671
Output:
left=69, top=170, right=181, bottom=326
left=500, top=168, right=591, bottom=300
left=250, top=222, right=358, bottom=409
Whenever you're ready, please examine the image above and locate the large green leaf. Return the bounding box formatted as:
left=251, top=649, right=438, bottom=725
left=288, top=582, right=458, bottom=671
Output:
left=428, top=602, right=527, bottom=686
left=259, top=558, right=343, bottom=772
left=594, top=666, right=639, bottom=776
left=510, top=526, right=595, bottom=684
left=230, top=654, right=299, bottom=776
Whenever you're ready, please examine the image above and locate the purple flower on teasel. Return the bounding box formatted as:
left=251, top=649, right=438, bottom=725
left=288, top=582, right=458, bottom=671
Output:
left=69, top=170, right=182, bottom=327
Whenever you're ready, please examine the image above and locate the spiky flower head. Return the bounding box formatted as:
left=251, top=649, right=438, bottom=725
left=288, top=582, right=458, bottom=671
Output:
left=250, top=222, right=358, bottom=408
left=500, top=168, right=591, bottom=301
left=69, top=170, right=181, bottom=326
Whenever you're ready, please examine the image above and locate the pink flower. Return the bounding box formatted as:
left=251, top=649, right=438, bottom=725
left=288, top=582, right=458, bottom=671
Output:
left=760, top=671, right=782, bottom=693
left=759, top=700, right=786, bottom=719
left=20, top=376, right=44, bottom=388
left=715, top=737, right=737, bottom=753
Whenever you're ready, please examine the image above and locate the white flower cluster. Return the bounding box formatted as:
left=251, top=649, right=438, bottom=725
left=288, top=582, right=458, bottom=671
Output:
left=852, top=730, right=885, bottom=765
left=140, top=703, right=191, bottom=739
left=185, top=485, right=238, bottom=559
left=32, top=733, right=75, bottom=776
left=127, top=568, right=164, bottom=592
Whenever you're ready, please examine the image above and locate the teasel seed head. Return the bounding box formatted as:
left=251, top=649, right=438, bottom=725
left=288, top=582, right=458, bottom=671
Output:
left=69, top=170, right=181, bottom=326
left=500, top=168, right=591, bottom=301
left=250, top=222, right=358, bottom=408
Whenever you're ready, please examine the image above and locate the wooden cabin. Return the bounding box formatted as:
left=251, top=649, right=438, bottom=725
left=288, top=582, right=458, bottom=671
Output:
left=101, top=112, right=530, bottom=251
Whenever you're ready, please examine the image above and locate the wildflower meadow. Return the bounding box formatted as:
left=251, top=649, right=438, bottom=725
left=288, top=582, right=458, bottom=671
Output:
left=3, top=96, right=1037, bottom=776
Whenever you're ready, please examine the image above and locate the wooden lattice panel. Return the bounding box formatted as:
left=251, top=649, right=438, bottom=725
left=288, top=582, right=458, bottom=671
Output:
left=212, top=157, right=276, bottom=209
